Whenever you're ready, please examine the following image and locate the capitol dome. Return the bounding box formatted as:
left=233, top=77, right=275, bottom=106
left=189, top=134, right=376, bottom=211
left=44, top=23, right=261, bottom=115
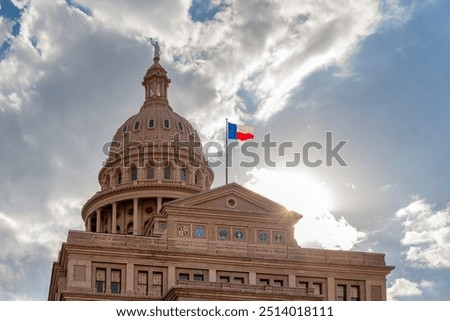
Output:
left=81, top=54, right=214, bottom=236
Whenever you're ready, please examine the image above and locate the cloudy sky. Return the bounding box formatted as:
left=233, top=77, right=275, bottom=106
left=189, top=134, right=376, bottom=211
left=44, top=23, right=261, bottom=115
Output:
left=1, top=0, right=449, bottom=300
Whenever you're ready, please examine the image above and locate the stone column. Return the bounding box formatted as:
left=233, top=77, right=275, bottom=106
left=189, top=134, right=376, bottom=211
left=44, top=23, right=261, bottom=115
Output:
left=168, top=266, right=176, bottom=289
left=288, top=274, right=296, bottom=288
left=112, top=202, right=117, bottom=234
left=96, top=209, right=101, bottom=233
left=126, top=263, right=134, bottom=295
left=87, top=214, right=91, bottom=232
left=133, top=198, right=139, bottom=235
left=157, top=197, right=162, bottom=214
left=249, top=271, right=257, bottom=285
left=327, top=277, right=335, bottom=300
left=209, top=269, right=216, bottom=283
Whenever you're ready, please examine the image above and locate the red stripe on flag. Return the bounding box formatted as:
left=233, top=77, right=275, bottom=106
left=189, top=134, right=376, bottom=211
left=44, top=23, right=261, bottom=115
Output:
left=237, top=132, right=254, bottom=141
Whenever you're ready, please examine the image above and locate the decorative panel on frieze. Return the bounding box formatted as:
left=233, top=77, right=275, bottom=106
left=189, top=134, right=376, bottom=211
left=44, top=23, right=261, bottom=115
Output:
left=193, top=225, right=207, bottom=239
left=272, top=231, right=286, bottom=245
left=232, top=228, right=246, bottom=242
left=177, top=223, right=191, bottom=238
left=217, top=227, right=231, bottom=241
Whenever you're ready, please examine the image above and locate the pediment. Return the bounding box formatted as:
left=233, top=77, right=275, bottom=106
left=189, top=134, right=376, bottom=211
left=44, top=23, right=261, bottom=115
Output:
left=166, top=183, right=292, bottom=215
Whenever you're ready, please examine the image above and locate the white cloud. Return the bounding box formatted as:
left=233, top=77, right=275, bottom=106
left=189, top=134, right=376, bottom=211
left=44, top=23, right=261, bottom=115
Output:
left=52, top=0, right=409, bottom=138
left=396, top=198, right=450, bottom=268
left=0, top=0, right=410, bottom=130
left=387, top=278, right=433, bottom=300
left=0, top=0, right=421, bottom=300
left=0, top=199, right=83, bottom=300
left=11, top=0, right=29, bottom=10
left=0, top=16, right=15, bottom=43
left=245, top=168, right=366, bottom=250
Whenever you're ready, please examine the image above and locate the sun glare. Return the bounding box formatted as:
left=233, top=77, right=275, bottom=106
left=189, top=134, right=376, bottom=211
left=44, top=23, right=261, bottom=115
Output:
left=245, top=168, right=362, bottom=250
left=245, top=168, right=333, bottom=217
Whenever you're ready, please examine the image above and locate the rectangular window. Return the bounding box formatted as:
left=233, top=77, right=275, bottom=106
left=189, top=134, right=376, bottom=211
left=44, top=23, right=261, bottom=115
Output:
left=298, top=282, right=308, bottom=290
left=152, top=272, right=163, bottom=297
left=193, top=274, right=204, bottom=282
left=179, top=273, right=189, bottom=281
left=313, top=283, right=323, bottom=295
left=337, top=285, right=346, bottom=301
left=259, top=278, right=269, bottom=286
left=234, top=277, right=244, bottom=284
left=273, top=280, right=284, bottom=287
left=351, top=286, right=360, bottom=301
left=219, top=276, right=230, bottom=283
left=95, top=268, right=106, bottom=293
left=111, top=269, right=121, bottom=294
left=137, top=271, right=148, bottom=295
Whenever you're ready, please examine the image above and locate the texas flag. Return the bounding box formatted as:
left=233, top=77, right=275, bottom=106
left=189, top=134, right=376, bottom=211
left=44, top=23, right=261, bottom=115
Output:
left=228, top=122, right=254, bottom=141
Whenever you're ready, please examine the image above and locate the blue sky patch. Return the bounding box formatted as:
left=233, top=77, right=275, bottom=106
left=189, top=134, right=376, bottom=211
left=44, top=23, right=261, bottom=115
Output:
left=65, top=0, right=92, bottom=16
left=188, top=0, right=227, bottom=22
left=0, top=0, right=25, bottom=60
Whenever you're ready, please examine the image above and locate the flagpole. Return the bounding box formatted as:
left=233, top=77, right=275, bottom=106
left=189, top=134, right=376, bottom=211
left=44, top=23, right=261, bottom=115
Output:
left=225, top=118, right=228, bottom=185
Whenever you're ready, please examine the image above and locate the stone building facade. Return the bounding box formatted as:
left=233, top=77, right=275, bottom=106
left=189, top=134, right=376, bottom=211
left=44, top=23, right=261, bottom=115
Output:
left=48, top=53, right=393, bottom=301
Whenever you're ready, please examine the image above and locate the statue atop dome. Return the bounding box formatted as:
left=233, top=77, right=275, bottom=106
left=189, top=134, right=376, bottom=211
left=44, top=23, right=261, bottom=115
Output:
left=150, top=38, right=160, bottom=58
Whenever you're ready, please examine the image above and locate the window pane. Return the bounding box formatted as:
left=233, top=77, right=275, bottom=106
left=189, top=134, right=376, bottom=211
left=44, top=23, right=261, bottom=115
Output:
left=131, top=167, right=138, bottom=181
left=313, top=283, right=322, bottom=295
left=95, top=281, right=105, bottom=293
left=95, top=268, right=106, bottom=293
left=274, top=280, right=284, bottom=287
left=111, top=270, right=121, bottom=282
left=179, top=273, right=189, bottom=281
left=138, top=271, right=148, bottom=284
left=351, top=286, right=360, bottom=301
left=111, top=269, right=121, bottom=294
left=259, top=279, right=269, bottom=286
left=96, top=268, right=106, bottom=281
left=147, top=166, right=154, bottom=179
left=193, top=274, right=204, bottom=281
left=111, top=282, right=121, bottom=294
left=298, top=282, right=308, bottom=289
left=219, top=276, right=230, bottom=283
left=337, top=285, right=346, bottom=301
left=234, top=277, right=244, bottom=284
left=164, top=166, right=171, bottom=179
left=137, top=271, right=148, bottom=295
left=152, top=272, right=163, bottom=297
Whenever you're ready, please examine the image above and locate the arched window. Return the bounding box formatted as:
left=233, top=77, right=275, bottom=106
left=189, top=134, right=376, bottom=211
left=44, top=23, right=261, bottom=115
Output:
left=147, top=165, right=154, bottom=179
left=117, top=171, right=122, bottom=185
left=180, top=168, right=186, bottom=182
left=104, top=174, right=111, bottom=188
left=164, top=165, right=171, bottom=180
left=163, top=119, right=170, bottom=129
left=195, top=171, right=200, bottom=185
left=177, top=121, right=184, bottom=131
left=131, top=167, right=138, bottom=181
left=134, top=121, right=141, bottom=131
left=148, top=119, right=156, bottom=128
left=127, top=222, right=133, bottom=235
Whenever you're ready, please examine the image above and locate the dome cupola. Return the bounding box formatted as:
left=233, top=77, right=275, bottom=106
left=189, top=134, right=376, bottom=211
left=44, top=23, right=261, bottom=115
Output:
left=81, top=44, right=214, bottom=236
